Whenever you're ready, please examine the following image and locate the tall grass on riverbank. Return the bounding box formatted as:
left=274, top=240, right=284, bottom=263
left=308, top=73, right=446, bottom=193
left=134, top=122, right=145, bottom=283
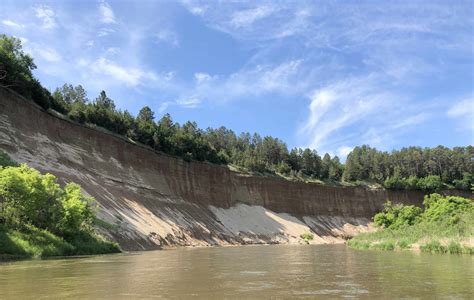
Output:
left=348, top=193, right=474, bottom=254
left=0, top=151, right=120, bottom=258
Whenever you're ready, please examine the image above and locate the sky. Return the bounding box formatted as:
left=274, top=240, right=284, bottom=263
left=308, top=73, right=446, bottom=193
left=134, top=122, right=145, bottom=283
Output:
left=1, top=0, right=473, bottom=158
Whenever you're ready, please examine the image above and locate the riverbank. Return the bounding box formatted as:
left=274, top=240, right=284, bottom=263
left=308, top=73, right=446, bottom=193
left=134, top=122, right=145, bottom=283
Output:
left=348, top=193, right=474, bottom=254
left=0, top=157, right=120, bottom=259
left=0, top=225, right=120, bottom=259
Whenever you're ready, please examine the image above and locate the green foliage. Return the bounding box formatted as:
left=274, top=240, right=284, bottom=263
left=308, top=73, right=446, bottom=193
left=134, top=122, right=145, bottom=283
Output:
left=349, top=194, right=474, bottom=254
left=345, top=145, right=473, bottom=188
left=347, top=239, right=371, bottom=249
left=417, top=175, right=443, bottom=191
left=2, top=34, right=472, bottom=189
left=397, top=239, right=410, bottom=249
left=0, top=151, right=17, bottom=167
left=453, top=172, right=473, bottom=190
left=420, top=240, right=447, bottom=253
left=384, top=175, right=446, bottom=190
left=0, top=225, right=74, bottom=257
left=373, top=201, right=422, bottom=229
left=447, top=241, right=463, bottom=254
left=422, top=193, right=473, bottom=225
left=371, top=240, right=395, bottom=251
left=0, top=164, right=119, bottom=257
left=300, top=232, right=314, bottom=244
left=0, top=34, right=52, bottom=109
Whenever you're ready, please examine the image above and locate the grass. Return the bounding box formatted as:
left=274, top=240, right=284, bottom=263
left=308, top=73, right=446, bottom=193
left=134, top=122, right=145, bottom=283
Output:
left=348, top=212, right=473, bottom=254
left=348, top=194, right=473, bottom=255
left=0, top=225, right=120, bottom=259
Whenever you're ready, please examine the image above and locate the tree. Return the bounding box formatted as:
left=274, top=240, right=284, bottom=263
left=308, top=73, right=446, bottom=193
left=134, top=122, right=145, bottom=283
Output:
left=137, top=106, right=154, bottom=123
left=321, top=153, right=331, bottom=179
left=329, top=156, right=343, bottom=181
left=0, top=34, right=51, bottom=109
left=134, top=106, right=156, bottom=147
left=95, top=90, right=115, bottom=110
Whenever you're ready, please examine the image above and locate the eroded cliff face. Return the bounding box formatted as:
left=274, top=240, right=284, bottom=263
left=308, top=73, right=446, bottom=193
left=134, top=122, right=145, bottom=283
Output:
left=1, top=89, right=471, bottom=250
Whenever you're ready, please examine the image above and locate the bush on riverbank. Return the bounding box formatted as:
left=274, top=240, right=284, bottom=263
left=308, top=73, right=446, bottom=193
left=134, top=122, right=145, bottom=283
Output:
left=0, top=152, right=119, bottom=258
left=348, top=193, right=474, bottom=254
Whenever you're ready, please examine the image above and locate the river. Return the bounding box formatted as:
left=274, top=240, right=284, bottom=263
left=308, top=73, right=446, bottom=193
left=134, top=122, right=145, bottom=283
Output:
left=0, top=244, right=472, bottom=298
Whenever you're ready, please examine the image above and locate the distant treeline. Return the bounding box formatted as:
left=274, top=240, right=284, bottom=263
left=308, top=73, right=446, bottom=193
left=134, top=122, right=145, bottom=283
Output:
left=1, top=34, right=473, bottom=190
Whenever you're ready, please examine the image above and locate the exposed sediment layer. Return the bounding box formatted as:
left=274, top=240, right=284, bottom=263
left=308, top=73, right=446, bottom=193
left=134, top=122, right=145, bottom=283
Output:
left=0, top=89, right=471, bottom=250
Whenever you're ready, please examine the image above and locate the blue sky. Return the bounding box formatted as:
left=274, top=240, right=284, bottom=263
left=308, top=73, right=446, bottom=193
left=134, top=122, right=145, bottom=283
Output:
left=1, top=0, right=473, bottom=158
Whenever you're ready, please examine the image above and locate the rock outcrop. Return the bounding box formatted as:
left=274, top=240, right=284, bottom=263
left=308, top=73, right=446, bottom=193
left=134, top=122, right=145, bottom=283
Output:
left=1, top=89, right=470, bottom=250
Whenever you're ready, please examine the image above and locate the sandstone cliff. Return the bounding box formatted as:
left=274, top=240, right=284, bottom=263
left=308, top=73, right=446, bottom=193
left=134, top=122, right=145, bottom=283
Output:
left=1, top=89, right=470, bottom=250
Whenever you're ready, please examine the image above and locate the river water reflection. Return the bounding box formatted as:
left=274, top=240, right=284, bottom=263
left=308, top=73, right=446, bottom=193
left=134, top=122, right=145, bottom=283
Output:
left=0, top=244, right=472, bottom=298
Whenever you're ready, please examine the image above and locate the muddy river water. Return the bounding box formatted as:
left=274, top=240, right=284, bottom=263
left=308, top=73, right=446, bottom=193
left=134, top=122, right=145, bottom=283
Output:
left=0, top=244, right=472, bottom=298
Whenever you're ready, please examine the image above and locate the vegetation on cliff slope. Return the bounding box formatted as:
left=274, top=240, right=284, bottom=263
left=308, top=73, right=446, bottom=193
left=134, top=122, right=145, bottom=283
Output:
left=0, top=152, right=119, bottom=259
left=348, top=193, right=474, bottom=254
left=1, top=34, right=473, bottom=190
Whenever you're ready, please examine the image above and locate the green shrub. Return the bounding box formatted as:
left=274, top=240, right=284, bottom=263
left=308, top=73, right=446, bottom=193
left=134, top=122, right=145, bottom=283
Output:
left=300, top=232, right=314, bottom=244
left=447, top=241, right=463, bottom=254
left=351, top=194, right=473, bottom=255
left=0, top=151, right=17, bottom=167
left=417, top=175, right=443, bottom=191
left=0, top=164, right=119, bottom=257
left=384, top=176, right=405, bottom=189
left=373, top=201, right=422, bottom=229
left=420, top=240, right=447, bottom=253
left=405, top=175, right=419, bottom=190
left=422, top=193, right=473, bottom=225
left=397, top=239, right=410, bottom=249
left=453, top=172, right=473, bottom=190
left=371, top=240, right=395, bottom=251
left=347, top=239, right=371, bottom=249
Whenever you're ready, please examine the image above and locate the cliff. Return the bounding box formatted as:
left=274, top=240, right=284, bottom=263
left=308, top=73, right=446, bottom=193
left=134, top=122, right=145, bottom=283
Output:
left=1, top=89, right=470, bottom=250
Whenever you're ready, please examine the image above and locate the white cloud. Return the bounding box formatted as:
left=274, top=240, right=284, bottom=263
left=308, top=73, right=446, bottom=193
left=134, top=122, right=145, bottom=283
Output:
left=97, top=28, right=115, bottom=37
left=336, top=146, right=353, bottom=159
left=194, top=72, right=213, bottom=83
left=2, top=20, right=23, bottom=28
left=179, top=0, right=208, bottom=16
left=34, top=5, right=57, bottom=30
left=23, top=42, right=62, bottom=63
left=447, top=98, right=474, bottom=118
left=184, top=60, right=306, bottom=105
left=158, top=96, right=201, bottom=112
left=447, top=98, right=474, bottom=132
left=159, top=102, right=171, bottom=113
left=105, top=47, right=120, bottom=56
left=99, top=1, right=116, bottom=24
left=155, top=29, right=179, bottom=47
left=36, top=47, right=62, bottom=62
left=230, top=6, right=275, bottom=28
left=92, top=57, right=157, bottom=87
left=298, top=74, right=432, bottom=152
left=176, top=96, right=201, bottom=108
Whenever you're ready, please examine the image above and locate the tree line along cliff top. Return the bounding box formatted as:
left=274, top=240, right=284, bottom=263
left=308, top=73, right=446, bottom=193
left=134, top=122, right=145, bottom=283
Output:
left=1, top=34, right=473, bottom=191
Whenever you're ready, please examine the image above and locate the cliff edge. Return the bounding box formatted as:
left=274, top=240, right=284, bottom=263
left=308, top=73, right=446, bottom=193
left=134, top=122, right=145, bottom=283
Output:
left=1, top=89, right=470, bottom=250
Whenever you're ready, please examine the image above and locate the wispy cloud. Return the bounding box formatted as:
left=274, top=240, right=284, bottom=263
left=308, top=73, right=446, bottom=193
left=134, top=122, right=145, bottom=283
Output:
left=34, top=5, right=57, bottom=30
left=35, top=47, right=62, bottom=62
left=188, top=60, right=305, bottom=103
left=99, top=1, right=116, bottom=24
left=230, top=5, right=276, bottom=28
left=88, top=57, right=157, bottom=87
left=2, top=20, right=23, bottom=29
left=447, top=98, right=474, bottom=132
left=1, top=0, right=471, bottom=153
left=298, top=74, right=432, bottom=153
left=97, top=28, right=115, bottom=37
left=155, top=29, right=179, bottom=47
